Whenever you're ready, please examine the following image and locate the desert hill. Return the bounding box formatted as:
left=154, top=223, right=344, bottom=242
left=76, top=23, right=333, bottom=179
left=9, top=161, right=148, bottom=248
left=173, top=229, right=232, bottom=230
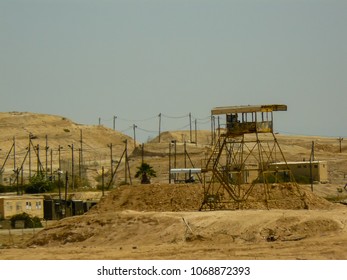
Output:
left=0, top=112, right=135, bottom=186
left=0, top=111, right=134, bottom=153
left=1, top=111, right=347, bottom=188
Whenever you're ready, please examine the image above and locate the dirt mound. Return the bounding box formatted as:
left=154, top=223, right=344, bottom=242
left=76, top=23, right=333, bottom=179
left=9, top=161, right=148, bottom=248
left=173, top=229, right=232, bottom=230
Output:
left=26, top=209, right=344, bottom=249
left=235, top=183, right=335, bottom=210
left=91, top=183, right=204, bottom=213
left=260, top=216, right=342, bottom=242
left=22, top=182, right=346, bottom=260
left=27, top=211, right=187, bottom=247
left=90, top=183, right=334, bottom=213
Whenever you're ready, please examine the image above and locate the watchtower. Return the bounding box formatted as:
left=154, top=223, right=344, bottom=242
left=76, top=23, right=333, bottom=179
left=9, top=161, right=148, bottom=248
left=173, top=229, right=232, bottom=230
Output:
left=201, top=104, right=306, bottom=210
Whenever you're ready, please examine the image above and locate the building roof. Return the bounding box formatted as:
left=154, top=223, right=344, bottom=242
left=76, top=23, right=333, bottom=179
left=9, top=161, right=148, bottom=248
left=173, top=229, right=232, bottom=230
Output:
left=0, top=195, right=44, bottom=200
left=270, top=160, right=327, bottom=165
left=170, top=168, right=202, bottom=174
left=211, top=104, right=287, bottom=115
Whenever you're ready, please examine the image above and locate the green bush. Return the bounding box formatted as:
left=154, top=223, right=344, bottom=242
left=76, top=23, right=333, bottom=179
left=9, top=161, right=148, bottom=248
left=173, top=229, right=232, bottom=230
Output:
left=0, top=184, right=18, bottom=193
left=25, top=173, right=54, bottom=194
left=10, top=212, right=43, bottom=228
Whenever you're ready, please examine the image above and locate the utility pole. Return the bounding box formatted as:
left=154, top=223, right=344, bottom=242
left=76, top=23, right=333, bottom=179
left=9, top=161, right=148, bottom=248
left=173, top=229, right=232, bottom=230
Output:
left=124, top=139, right=132, bottom=185
left=78, top=148, right=81, bottom=179
left=158, top=113, right=162, bottom=143
left=310, top=141, right=315, bottom=192
left=168, top=142, right=171, bottom=183
left=113, top=116, right=117, bottom=130
left=101, top=166, right=105, bottom=197
left=20, top=168, right=24, bottom=192
left=195, top=118, right=198, bottom=145
left=210, top=115, right=214, bottom=146
left=311, top=140, right=315, bottom=161
left=50, top=148, right=53, bottom=179
left=189, top=113, right=192, bottom=143
left=124, top=139, right=128, bottom=184
left=58, top=169, right=63, bottom=201
left=172, top=140, right=177, bottom=182
left=28, top=133, right=37, bottom=178
left=36, top=144, right=40, bottom=174
left=45, top=135, right=49, bottom=179
left=184, top=141, right=187, bottom=181
left=16, top=167, right=19, bottom=195
left=58, top=145, right=63, bottom=172
left=80, top=129, right=83, bottom=169
left=338, top=137, right=343, bottom=153
left=28, top=134, right=32, bottom=178
left=108, top=143, right=113, bottom=176
left=68, top=144, right=74, bottom=191
left=13, top=137, right=16, bottom=181
left=173, top=140, right=177, bottom=169
left=133, top=124, right=137, bottom=148
left=64, top=171, right=68, bottom=217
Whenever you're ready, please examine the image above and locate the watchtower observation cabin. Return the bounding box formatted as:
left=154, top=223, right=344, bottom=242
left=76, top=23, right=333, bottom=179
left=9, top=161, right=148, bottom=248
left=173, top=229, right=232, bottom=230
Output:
left=211, top=104, right=287, bottom=137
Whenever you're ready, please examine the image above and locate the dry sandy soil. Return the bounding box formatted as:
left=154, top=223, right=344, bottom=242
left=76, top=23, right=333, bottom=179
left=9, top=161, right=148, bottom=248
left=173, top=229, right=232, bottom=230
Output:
left=1, top=183, right=347, bottom=260
left=1, top=112, right=347, bottom=260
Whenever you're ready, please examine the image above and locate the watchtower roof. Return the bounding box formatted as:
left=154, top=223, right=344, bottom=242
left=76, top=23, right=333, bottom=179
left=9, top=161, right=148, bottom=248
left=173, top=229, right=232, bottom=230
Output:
left=211, top=104, right=287, bottom=115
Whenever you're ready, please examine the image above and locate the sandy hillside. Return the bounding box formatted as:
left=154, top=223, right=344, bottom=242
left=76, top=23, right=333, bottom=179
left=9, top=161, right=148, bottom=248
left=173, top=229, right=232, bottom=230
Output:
left=1, top=111, right=347, bottom=260
left=1, top=111, right=347, bottom=186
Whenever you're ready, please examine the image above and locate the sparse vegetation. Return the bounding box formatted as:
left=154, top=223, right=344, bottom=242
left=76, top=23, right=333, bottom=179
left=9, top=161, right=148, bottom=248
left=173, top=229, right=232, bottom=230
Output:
left=0, top=184, right=18, bottom=193
left=25, top=173, right=54, bottom=194
left=10, top=212, right=42, bottom=229
left=135, top=162, right=157, bottom=184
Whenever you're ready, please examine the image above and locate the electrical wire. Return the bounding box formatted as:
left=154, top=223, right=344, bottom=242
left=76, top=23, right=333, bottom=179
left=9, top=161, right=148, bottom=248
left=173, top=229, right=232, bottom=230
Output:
left=116, top=115, right=158, bottom=122
left=161, top=113, right=189, bottom=119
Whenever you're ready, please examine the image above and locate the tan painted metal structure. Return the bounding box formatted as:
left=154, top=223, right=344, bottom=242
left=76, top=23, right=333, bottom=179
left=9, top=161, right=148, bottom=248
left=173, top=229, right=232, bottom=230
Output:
left=201, top=104, right=306, bottom=210
left=211, top=104, right=287, bottom=115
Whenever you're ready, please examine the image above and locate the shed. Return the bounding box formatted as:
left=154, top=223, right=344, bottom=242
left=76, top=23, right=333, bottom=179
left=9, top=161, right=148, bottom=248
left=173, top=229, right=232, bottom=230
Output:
left=269, top=160, right=328, bottom=183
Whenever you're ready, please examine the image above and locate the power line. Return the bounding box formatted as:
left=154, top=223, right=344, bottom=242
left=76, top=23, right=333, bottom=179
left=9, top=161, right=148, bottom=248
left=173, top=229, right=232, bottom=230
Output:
left=191, top=114, right=211, bottom=121
left=136, top=126, right=158, bottom=134
left=116, top=115, right=157, bottom=122
left=161, top=113, right=189, bottom=119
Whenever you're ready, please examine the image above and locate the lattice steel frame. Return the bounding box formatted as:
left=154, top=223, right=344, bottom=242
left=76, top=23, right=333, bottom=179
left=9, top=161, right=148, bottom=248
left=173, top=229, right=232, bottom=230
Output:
left=200, top=105, right=306, bottom=210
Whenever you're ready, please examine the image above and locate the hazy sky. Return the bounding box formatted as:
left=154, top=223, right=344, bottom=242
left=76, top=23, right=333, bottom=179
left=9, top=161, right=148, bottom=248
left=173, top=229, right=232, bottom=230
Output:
left=1, top=0, right=346, bottom=142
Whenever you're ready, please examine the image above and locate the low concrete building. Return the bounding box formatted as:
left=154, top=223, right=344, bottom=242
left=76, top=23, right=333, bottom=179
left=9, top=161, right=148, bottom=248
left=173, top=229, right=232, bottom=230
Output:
left=0, top=195, right=44, bottom=219
left=269, top=160, right=328, bottom=183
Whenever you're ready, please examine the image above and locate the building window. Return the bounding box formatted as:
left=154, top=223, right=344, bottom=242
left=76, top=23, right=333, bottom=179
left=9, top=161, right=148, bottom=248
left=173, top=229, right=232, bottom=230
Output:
left=35, top=201, right=42, bottom=209
left=5, top=202, right=13, bottom=211
left=16, top=202, right=22, bottom=211
left=26, top=201, right=32, bottom=210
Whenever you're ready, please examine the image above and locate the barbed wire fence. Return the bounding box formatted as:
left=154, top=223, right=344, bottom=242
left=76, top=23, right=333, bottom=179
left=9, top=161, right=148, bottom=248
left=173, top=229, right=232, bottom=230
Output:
left=97, top=112, right=214, bottom=144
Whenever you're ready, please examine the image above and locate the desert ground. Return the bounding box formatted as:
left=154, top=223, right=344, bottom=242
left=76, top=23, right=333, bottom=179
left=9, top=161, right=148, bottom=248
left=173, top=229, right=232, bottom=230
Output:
left=1, top=112, right=347, bottom=260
